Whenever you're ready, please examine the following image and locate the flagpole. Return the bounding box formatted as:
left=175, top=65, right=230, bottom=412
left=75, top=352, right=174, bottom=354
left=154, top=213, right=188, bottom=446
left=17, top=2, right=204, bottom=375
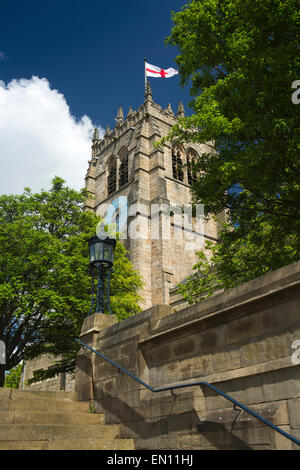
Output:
left=144, top=58, right=147, bottom=91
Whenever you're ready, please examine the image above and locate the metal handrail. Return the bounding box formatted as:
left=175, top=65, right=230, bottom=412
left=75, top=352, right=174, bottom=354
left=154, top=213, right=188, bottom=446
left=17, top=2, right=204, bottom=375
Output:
left=75, top=338, right=300, bottom=447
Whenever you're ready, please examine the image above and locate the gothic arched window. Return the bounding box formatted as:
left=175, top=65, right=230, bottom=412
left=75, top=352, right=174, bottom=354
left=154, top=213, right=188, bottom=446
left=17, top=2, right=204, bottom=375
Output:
left=107, top=157, right=117, bottom=195
left=172, top=145, right=184, bottom=182
left=119, top=150, right=128, bottom=188
left=119, top=149, right=129, bottom=188
left=187, top=148, right=198, bottom=185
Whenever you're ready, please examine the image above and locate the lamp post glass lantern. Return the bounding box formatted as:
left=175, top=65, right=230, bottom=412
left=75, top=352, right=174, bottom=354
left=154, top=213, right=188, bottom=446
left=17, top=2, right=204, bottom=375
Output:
left=88, top=236, right=116, bottom=314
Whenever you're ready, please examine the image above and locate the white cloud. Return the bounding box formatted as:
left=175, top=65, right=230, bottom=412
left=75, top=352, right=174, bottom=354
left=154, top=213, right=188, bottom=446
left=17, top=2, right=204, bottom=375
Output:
left=0, top=76, right=104, bottom=195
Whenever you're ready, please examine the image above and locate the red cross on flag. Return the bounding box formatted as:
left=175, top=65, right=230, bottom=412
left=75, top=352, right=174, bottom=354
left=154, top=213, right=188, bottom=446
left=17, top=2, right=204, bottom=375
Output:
left=145, top=61, right=178, bottom=79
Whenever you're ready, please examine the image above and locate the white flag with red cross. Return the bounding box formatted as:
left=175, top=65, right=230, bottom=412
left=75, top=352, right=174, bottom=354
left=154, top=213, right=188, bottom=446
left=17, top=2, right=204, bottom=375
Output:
left=145, top=61, right=178, bottom=79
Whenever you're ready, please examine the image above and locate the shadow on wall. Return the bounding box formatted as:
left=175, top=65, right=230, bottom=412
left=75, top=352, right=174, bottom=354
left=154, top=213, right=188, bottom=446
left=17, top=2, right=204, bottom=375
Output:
left=76, top=351, right=271, bottom=449
left=94, top=389, right=254, bottom=450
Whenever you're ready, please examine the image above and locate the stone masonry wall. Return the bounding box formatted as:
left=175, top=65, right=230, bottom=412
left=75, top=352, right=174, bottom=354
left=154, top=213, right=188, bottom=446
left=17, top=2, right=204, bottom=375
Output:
left=75, top=260, right=300, bottom=450
left=20, top=355, right=75, bottom=392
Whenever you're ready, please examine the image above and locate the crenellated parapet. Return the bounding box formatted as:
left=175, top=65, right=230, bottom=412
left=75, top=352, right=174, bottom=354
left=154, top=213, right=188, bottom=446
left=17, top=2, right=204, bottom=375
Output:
left=90, top=90, right=185, bottom=167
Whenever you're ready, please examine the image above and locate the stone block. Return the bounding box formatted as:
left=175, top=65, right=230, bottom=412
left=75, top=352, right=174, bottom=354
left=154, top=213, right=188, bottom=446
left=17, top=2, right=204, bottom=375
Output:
left=172, top=335, right=198, bottom=360
left=140, top=397, right=173, bottom=419
left=203, top=400, right=289, bottom=433
left=201, top=407, right=249, bottom=432
left=204, top=375, right=264, bottom=411
left=198, top=326, right=225, bottom=352
left=75, top=353, right=93, bottom=385
left=188, top=425, right=270, bottom=449
left=290, top=430, right=300, bottom=451
left=102, top=377, right=117, bottom=396
left=259, top=299, right=300, bottom=334
left=141, top=392, right=199, bottom=419
left=114, top=373, right=141, bottom=395
left=179, top=354, right=212, bottom=380
left=120, top=342, right=138, bottom=358
left=118, top=419, right=143, bottom=439
left=134, top=417, right=157, bottom=441
left=116, top=389, right=141, bottom=408
left=0, top=388, right=11, bottom=400
left=149, top=366, right=164, bottom=388
left=231, top=426, right=271, bottom=448
left=177, top=433, right=218, bottom=450
left=290, top=326, right=300, bottom=352
left=171, top=397, right=200, bottom=416
left=75, top=381, right=93, bottom=401
left=0, top=423, right=121, bottom=441
left=140, top=387, right=159, bottom=403
left=212, top=346, right=241, bottom=373
left=149, top=304, right=172, bottom=325
left=0, top=399, right=11, bottom=413
left=168, top=410, right=200, bottom=436
left=163, top=360, right=179, bottom=385
left=260, top=400, right=289, bottom=426
left=193, top=395, right=206, bottom=413
left=270, top=425, right=294, bottom=450
left=144, top=344, right=173, bottom=367
left=80, top=313, right=118, bottom=338
left=96, top=395, right=139, bottom=423
left=99, top=325, right=140, bottom=349
left=151, top=435, right=178, bottom=450
left=94, top=357, right=118, bottom=381
left=118, top=353, right=138, bottom=372
left=262, top=366, right=300, bottom=402
left=240, top=333, right=291, bottom=366
left=287, top=398, right=300, bottom=429
left=225, top=314, right=260, bottom=345
left=135, top=437, right=154, bottom=450
left=150, top=416, right=169, bottom=437
left=0, top=411, right=14, bottom=424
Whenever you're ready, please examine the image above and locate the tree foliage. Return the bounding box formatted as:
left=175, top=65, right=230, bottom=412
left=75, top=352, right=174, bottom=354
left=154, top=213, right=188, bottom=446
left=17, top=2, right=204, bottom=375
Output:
left=4, top=363, right=22, bottom=389
left=0, top=177, right=142, bottom=386
left=163, top=0, right=300, bottom=302
left=179, top=218, right=299, bottom=305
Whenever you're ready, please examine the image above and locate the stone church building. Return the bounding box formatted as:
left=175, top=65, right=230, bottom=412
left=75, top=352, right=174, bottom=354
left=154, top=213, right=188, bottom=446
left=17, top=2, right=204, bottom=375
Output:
left=20, top=83, right=223, bottom=390
left=21, top=83, right=222, bottom=390
left=17, top=85, right=300, bottom=452
left=85, top=82, right=221, bottom=309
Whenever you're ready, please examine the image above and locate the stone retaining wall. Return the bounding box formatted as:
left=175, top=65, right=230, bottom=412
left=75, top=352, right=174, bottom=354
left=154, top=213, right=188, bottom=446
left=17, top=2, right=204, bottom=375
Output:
left=75, top=261, right=300, bottom=450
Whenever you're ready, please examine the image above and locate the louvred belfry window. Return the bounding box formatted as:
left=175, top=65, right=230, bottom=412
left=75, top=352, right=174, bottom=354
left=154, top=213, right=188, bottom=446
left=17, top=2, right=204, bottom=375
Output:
left=119, top=150, right=128, bottom=188
left=172, top=146, right=184, bottom=182
left=107, top=157, right=117, bottom=195
left=187, top=149, right=198, bottom=185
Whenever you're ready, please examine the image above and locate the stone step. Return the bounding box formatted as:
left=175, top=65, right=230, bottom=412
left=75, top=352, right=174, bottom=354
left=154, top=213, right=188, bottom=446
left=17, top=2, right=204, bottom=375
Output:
left=0, top=424, right=121, bottom=441
left=0, top=388, right=135, bottom=450
left=0, top=388, right=78, bottom=401
left=0, top=396, right=91, bottom=414
left=0, top=438, right=135, bottom=450
left=0, top=410, right=105, bottom=425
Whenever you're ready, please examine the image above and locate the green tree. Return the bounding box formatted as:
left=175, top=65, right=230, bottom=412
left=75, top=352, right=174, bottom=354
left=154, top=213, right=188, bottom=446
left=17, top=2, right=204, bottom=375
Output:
left=0, top=177, right=142, bottom=386
left=162, top=0, right=300, bottom=301
left=179, top=217, right=299, bottom=304
left=4, top=363, right=22, bottom=389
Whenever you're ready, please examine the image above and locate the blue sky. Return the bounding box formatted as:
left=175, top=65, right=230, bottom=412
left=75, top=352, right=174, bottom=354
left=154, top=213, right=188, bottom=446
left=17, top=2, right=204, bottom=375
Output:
left=0, top=0, right=192, bottom=195
left=0, top=0, right=190, bottom=129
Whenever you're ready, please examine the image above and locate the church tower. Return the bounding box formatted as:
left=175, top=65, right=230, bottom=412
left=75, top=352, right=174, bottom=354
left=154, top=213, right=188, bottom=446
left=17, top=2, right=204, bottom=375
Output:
left=85, top=83, right=220, bottom=309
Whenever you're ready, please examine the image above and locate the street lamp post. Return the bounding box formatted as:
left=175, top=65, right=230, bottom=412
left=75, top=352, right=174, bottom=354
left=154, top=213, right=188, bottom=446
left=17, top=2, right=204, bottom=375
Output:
left=88, top=236, right=116, bottom=315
